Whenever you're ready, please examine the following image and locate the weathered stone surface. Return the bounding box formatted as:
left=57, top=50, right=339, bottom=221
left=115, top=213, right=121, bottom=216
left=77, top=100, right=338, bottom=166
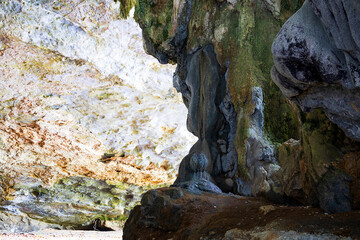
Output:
left=133, top=0, right=360, bottom=214
left=0, top=211, right=60, bottom=232
left=135, top=0, right=304, bottom=197
left=134, top=0, right=195, bottom=64
left=317, top=171, right=351, bottom=214
left=272, top=139, right=303, bottom=202
left=338, top=152, right=360, bottom=209
left=271, top=0, right=360, bottom=212
left=272, top=0, right=360, bottom=142
left=124, top=187, right=360, bottom=239
left=0, top=0, right=197, bottom=230
left=244, top=87, right=277, bottom=197
left=223, top=229, right=351, bottom=240
left=0, top=0, right=196, bottom=180
left=0, top=176, right=146, bottom=231
left=173, top=44, right=237, bottom=193
left=263, top=0, right=282, bottom=17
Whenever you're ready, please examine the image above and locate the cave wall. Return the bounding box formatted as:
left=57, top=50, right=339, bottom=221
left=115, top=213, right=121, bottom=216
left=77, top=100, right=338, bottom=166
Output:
left=134, top=0, right=360, bottom=213
left=271, top=0, right=360, bottom=212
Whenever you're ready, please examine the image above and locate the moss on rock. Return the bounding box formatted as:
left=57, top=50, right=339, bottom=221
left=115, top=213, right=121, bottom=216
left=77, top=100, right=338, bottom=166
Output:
left=116, top=0, right=136, bottom=19
left=134, top=0, right=360, bottom=211
left=135, top=0, right=175, bottom=62
left=0, top=176, right=152, bottom=230
left=134, top=0, right=303, bottom=186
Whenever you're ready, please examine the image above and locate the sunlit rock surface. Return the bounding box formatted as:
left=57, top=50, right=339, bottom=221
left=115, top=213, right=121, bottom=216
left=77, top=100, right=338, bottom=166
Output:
left=0, top=0, right=196, bottom=230
left=1, top=176, right=145, bottom=231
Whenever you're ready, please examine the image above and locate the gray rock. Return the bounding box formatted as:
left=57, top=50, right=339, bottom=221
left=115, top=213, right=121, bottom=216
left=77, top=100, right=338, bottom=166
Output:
left=246, top=87, right=275, bottom=166
left=263, top=0, right=282, bottom=17
left=0, top=176, right=145, bottom=231
left=241, top=87, right=277, bottom=196
left=173, top=44, right=238, bottom=193
left=0, top=211, right=60, bottom=232
left=317, top=171, right=352, bottom=213
left=272, top=0, right=360, bottom=142
left=189, top=153, right=209, bottom=179
left=174, top=179, right=223, bottom=194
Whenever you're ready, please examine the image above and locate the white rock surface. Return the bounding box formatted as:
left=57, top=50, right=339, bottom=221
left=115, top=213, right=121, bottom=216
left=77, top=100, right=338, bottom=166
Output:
left=0, top=0, right=197, bottom=184
left=0, top=230, right=123, bottom=240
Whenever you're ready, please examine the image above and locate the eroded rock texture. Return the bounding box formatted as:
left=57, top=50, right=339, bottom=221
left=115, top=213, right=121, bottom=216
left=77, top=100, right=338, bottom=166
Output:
left=173, top=44, right=238, bottom=193
left=134, top=0, right=305, bottom=199
left=0, top=176, right=143, bottom=231
left=272, top=0, right=360, bottom=141
left=0, top=0, right=197, bottom=231
left=135, top=0, right=360, bottom=214
left=271, top=0, right=360, bottom=212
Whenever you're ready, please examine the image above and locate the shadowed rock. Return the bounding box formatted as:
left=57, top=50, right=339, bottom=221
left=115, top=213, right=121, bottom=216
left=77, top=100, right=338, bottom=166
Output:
left=272, top=0, right=360, bottom=141
left=173, top=44, right=237, bottom=193
left=271, top=0, right=360, bottom=213
left=134, top=0, right=360, bottom=214
left=123, top=187, right=360, bottom=240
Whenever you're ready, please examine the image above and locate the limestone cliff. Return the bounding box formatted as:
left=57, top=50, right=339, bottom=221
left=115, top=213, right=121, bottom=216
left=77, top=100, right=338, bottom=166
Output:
left=135, top=0, right=360, bottom=213
left=0, top=0, right=196, bottom=231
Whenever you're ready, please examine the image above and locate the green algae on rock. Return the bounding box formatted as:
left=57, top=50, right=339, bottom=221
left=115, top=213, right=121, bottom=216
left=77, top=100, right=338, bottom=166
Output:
left=134, top=0, right=304, bottom=195
left=0, top=176, right=147, bottom=230
left=116, top=0, right=136, bottom=19
left=271, top=0, right=360, bottom=212
left=133, top=0, right=360, bottom=213
left=135, top=0, right=176, bottom=63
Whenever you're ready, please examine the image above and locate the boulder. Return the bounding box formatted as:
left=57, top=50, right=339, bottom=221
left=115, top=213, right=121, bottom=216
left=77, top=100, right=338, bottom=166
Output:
left=124, top=187, right=360, bottom=239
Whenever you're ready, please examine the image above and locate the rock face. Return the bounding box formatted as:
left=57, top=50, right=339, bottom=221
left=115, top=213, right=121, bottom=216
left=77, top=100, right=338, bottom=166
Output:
left=272, top=0, right=360, bottom=142
left=1, top=176, right=144, bottom=231
left=271, top=0, right=360, bottom=212
left=134, top=0, right=360, bottom=213
left=0, top=0, right=196, bottom=231
left=0, top=0, right=196, bottom=175
left=135, top=0, right=301, bottom=195
left=173, top=44, right=238, bottom=193
left=123, top=187, right=360, bottom=239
